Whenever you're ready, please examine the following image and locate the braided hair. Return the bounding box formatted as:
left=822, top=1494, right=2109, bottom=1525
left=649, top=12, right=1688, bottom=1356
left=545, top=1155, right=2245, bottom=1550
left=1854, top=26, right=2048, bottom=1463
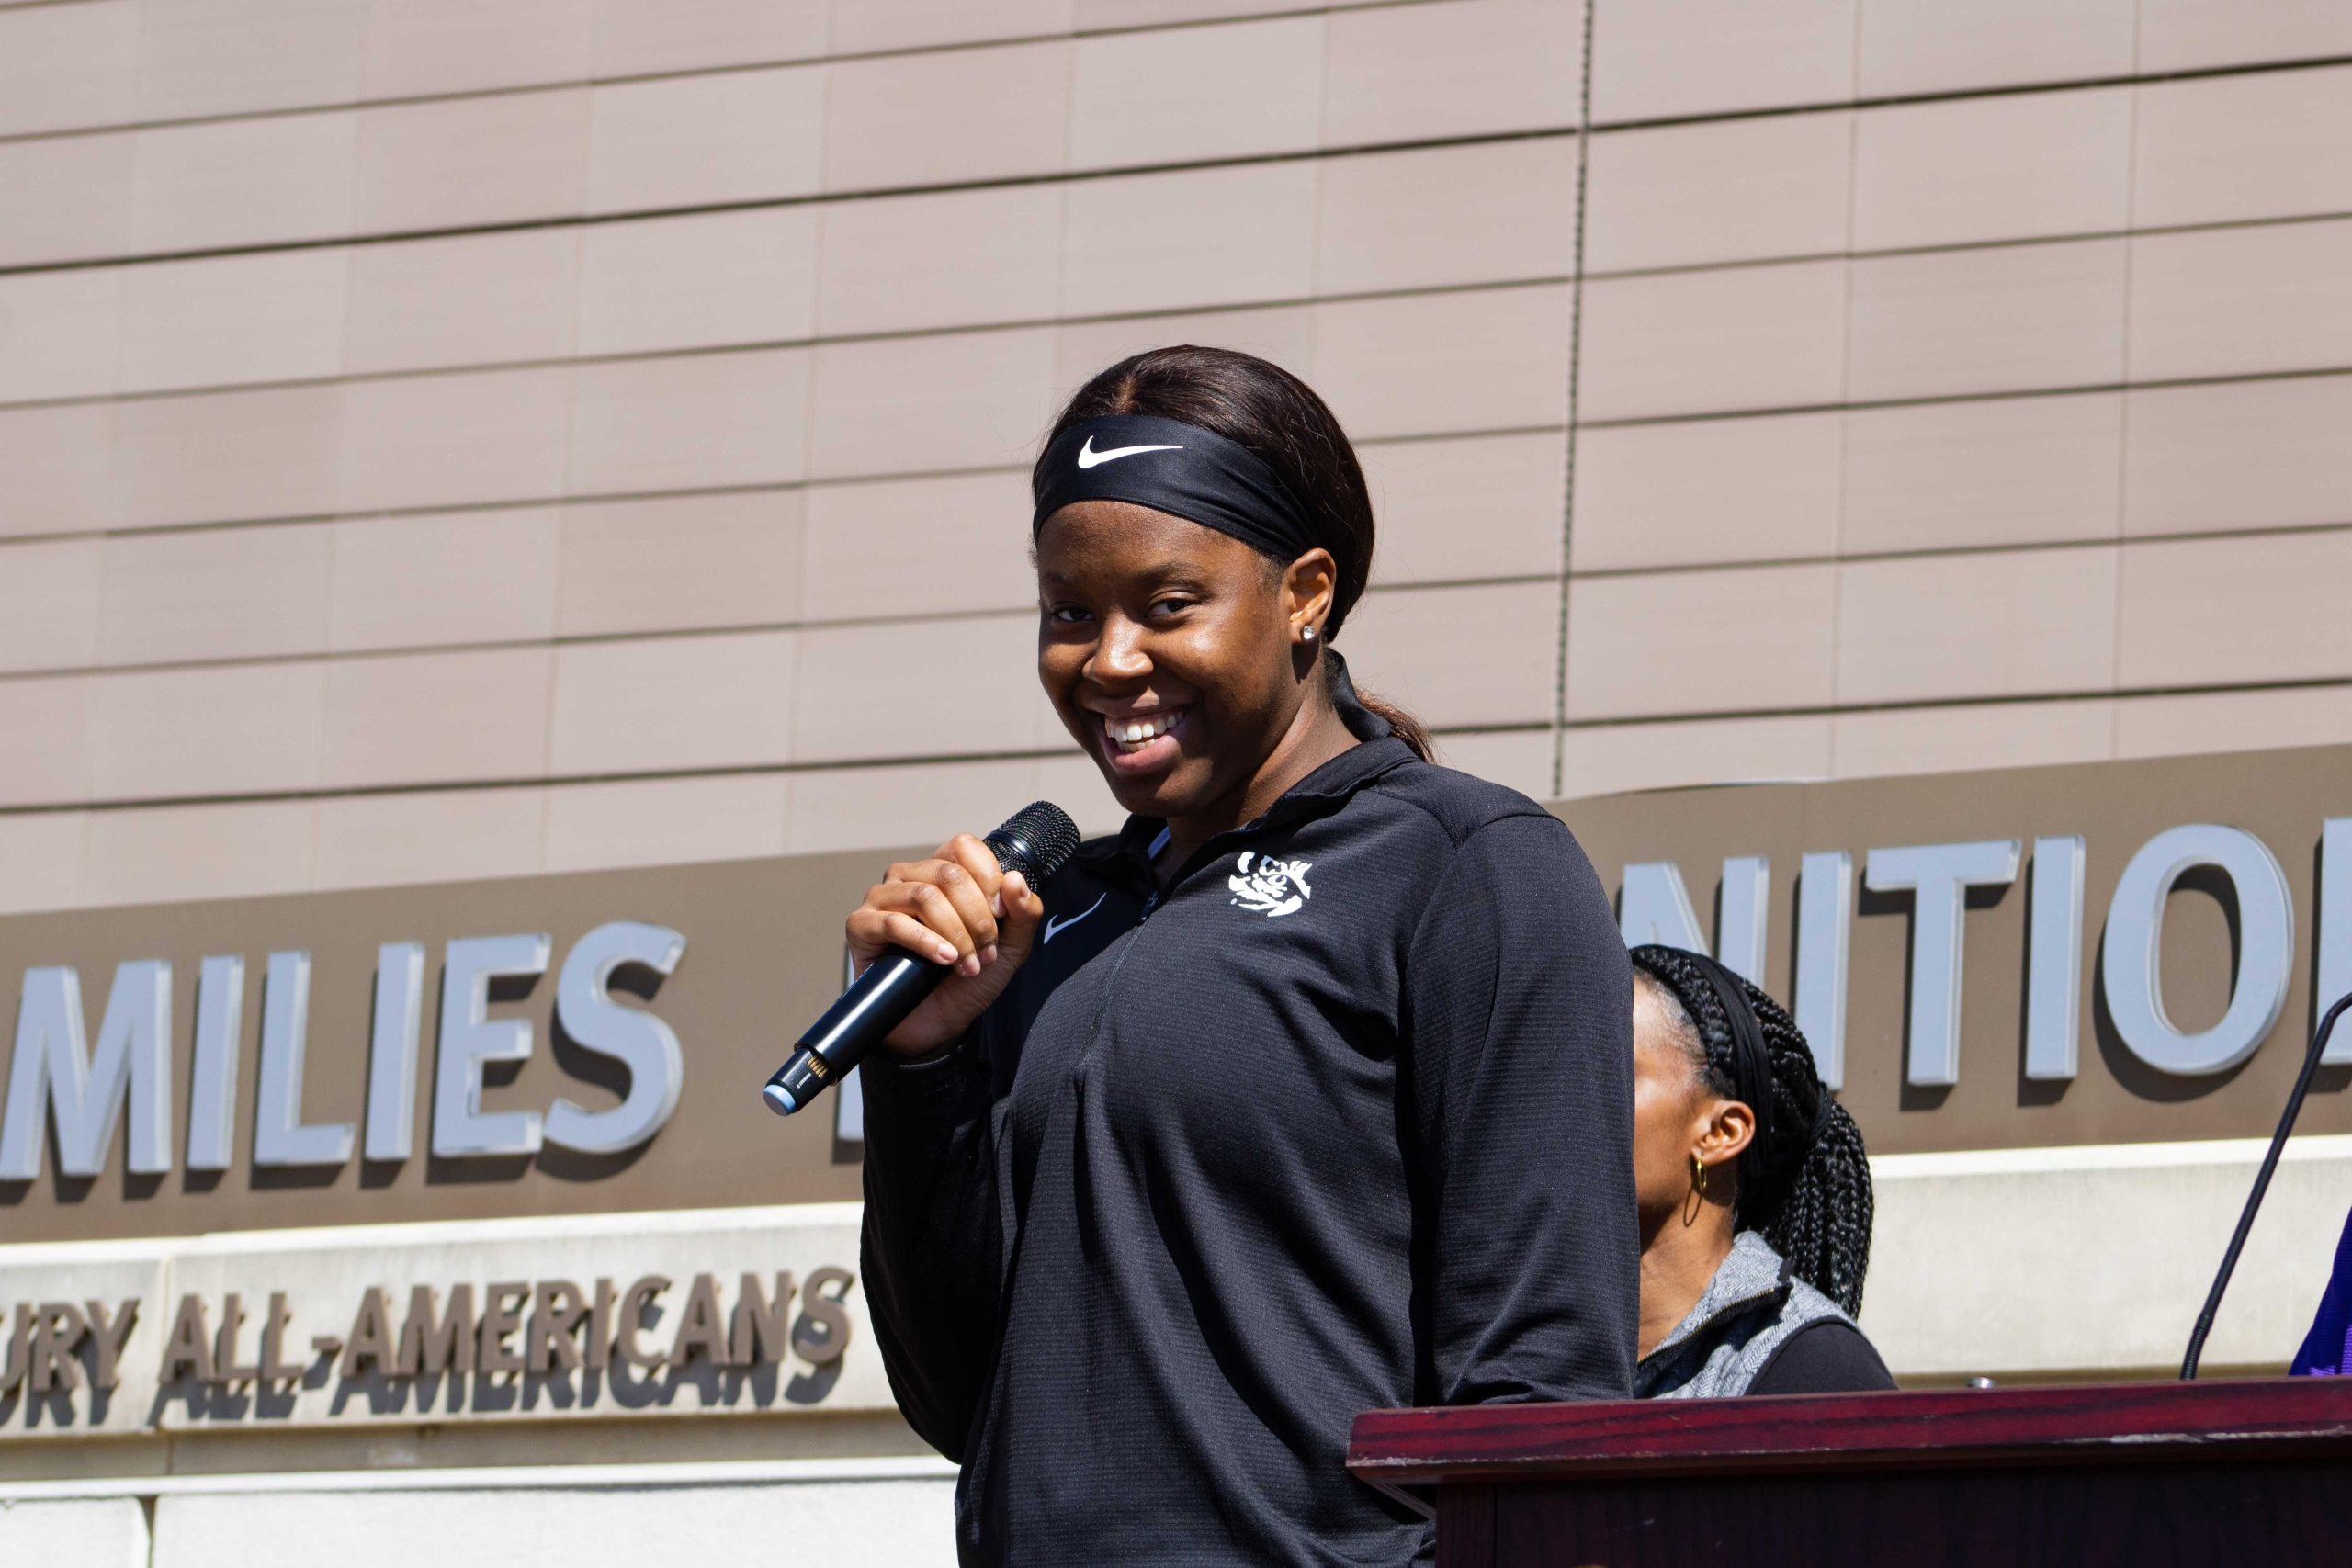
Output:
left=1629, top=944, right=1875, bottom=1315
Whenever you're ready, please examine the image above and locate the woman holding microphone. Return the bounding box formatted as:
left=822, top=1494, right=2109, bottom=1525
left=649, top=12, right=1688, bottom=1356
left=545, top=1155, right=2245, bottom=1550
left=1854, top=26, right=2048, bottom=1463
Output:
left=854, top=346, right=1634, bottom=1566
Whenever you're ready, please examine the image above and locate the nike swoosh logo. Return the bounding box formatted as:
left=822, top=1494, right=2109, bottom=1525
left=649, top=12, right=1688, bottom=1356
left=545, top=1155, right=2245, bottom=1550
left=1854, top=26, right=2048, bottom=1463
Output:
left=1042, top=892, right=1108, bottom=944
left=1077, top=436, right=1183, bottom=469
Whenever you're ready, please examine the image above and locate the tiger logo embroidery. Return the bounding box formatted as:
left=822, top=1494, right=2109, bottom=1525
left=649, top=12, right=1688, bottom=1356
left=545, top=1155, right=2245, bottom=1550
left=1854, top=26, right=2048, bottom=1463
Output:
left=1229, top=851, right=1313, bottom=918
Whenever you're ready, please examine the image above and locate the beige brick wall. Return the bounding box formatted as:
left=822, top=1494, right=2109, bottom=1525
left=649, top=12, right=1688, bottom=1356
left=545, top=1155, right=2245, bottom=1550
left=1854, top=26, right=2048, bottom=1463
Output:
left=2, top=0, right=2349, bottom=913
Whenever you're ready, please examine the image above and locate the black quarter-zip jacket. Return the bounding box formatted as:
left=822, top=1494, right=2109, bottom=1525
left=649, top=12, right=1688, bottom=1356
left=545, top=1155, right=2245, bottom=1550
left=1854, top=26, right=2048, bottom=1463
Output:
left=860, top=699, right=1636, bottom=1567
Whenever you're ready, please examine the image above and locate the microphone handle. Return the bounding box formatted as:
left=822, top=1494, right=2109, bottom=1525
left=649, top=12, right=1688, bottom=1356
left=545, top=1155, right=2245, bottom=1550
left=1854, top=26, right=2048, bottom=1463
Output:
left=763, top=950, right=949, bottom=1115
left=2179, top=988, right=2352, bottom=1378
left=761, top=801, right=1078, bottom=1119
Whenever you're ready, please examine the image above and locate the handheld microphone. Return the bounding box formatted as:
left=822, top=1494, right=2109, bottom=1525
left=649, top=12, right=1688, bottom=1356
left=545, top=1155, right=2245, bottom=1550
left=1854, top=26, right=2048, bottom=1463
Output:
left=762, top=801, right=1080, bottom=1117
left=2179, top=987, right=2352, bottom=1378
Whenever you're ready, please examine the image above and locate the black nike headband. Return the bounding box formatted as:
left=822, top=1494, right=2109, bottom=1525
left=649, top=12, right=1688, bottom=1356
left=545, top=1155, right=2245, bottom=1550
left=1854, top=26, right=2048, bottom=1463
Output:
left=1031, top=414, right=1319, bottom=561
left=1683, top=951, right=1780, bottom=1204
left=1666, top=946, right=1826, bottom=1224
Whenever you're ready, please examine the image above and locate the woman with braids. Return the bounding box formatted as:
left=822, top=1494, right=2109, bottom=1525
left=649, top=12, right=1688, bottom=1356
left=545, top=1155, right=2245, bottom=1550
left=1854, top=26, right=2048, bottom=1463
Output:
left=1627, top=944, right=1894, bottom=1396
left=854, top=345, right=1636, bottom=1565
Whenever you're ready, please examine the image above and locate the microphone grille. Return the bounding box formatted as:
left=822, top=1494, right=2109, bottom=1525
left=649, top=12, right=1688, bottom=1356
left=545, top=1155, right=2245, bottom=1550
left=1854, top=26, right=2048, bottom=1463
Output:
left=985, top=801, right=1081, bottom=886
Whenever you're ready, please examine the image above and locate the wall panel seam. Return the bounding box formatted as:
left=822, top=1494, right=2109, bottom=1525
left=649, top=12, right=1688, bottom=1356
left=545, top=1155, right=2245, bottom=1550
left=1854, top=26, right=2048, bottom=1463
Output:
left=2107, top=18, right=2145, bottom=747
left=14, top=205, right=2352, bottom=414
left=12, top=52, right=2352, bottom=277
left=4, top=43, right=2342, bottom=180
left=7, top=671, right=2352, bottom=821
left=1574, top=363, right=2352, bottom=431
left=1560, top=676, right=2352, bottom=730
left=9, top=349, right=2352, bottom=542
left=0, top=423, right=1573, bottom=549
left=6, top=349, right=2349, bottom=547
left=1566, top=520, right=2352, bottom=581
left=0, top=270, right=1586, bottom=412
left=0, top=572, right=1567, bottom=683
left=0, top=121, right=1598, bottom=278
left=0, top=0, right=1463, bottom=148
left=1546, top=0, right=1596, bottom=797
left=0, top=722, right=1563, bottom=819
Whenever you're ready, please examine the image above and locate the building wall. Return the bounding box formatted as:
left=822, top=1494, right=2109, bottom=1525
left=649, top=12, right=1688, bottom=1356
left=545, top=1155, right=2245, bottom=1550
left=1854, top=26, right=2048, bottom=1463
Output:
left=4, top=0, right=2351, bottom=914
left=6, top=9, right=2347, bottom=1551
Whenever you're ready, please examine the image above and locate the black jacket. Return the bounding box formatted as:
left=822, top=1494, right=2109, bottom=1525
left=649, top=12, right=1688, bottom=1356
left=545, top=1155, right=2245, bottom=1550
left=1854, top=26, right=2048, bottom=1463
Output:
left=861, top=695, right=1636, bottom=1566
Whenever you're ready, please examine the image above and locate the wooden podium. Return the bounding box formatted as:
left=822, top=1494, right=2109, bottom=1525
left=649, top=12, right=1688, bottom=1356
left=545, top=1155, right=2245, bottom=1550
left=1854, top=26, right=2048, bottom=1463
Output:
left=1349, top=1379, right=2352, bottom=1566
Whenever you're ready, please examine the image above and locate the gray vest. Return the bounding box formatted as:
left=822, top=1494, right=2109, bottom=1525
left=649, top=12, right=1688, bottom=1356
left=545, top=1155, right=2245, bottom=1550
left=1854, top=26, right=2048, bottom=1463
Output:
left=1635, top=1231, right=1856, bottom=1399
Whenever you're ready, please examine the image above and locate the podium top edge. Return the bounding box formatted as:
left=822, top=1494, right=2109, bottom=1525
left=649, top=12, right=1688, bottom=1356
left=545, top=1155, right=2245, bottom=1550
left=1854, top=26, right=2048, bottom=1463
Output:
left=1346, top=1378, right=2352, bottom=1484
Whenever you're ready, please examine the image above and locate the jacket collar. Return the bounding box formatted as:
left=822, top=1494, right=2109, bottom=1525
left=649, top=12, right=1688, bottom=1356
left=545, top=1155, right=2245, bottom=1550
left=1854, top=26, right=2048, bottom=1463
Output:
left=1638, top=1231, right=1793, bottom=1371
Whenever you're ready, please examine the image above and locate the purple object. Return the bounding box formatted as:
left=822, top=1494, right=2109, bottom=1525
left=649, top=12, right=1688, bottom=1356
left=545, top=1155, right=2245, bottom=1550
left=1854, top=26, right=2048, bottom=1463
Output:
left=2290, top=1204, right=2352, bottom=1376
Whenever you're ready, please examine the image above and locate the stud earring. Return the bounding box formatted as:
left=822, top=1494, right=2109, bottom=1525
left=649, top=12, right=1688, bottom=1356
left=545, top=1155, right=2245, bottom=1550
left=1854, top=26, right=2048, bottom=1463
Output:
left=1301, top=624, right=1317, bottom=643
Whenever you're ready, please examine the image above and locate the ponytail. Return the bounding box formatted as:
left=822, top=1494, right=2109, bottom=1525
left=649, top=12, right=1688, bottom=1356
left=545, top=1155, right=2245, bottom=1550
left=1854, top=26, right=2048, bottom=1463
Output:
left=1346, top=673, right=1435, bottom=762
left=1765, top=1092, right=1873, bottom=1317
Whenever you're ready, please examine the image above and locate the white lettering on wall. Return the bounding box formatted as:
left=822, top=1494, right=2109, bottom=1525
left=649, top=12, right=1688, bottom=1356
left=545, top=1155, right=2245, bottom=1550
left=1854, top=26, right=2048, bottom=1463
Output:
left=0, top=961, right=172, bottom=1180
left=1, top=924, right=687, bottom=1182
left=2100, top=825, right=2292, bottom=1077
left=1613, top=820, right=2332, bottom=1095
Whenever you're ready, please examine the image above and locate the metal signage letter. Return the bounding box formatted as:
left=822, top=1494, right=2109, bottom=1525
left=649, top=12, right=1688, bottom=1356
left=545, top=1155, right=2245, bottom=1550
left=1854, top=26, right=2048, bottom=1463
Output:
left=2024, top=836, right=2087, bottom=1082
left=1793, top=852, right=1853, bottom=1089
left=432, top=933, right=552, bottom=1159
left=364, top=942, right=427, bottom=1163
left=1618, top=863, right=1707, bottom=953
left=254, top=951, right=355, bottom=1168
left=544, top=921, right=686, bottom=1156
left=187, top=954, right=245, bottom=1173
left=1618, top=857, right=1770, bottom=982
left=0, top=959, right=173, bottom=1180
left=2100, top=824, right=2291, bottom=1076
left=1865, top=840, right=2021, bottom=1088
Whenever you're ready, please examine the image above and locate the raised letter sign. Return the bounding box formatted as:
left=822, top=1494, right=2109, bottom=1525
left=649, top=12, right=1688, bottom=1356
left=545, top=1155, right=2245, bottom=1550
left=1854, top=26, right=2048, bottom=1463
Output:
left=432, top=933, right=552, bottom=1159
left=2101, top=824, right=2291, bottom=1076
left=254, top=951, right=355, bottom=1168
left=1865, top=840, right=2021, bottom=1087
left=187, top=955, right=244, bottom=1173
left=1794, top=852, right=1853, bottom=1089
left=1619, top=858, right=1769, bottom=982
left=0, top=960, right=173, bottom=1180
left=2024, top=836, right=2086, bottom=1082
left=1715, top=856, right=1770, bottom=982
left=545, top=921, right=686, bottom=1156
left=364, top=942, right=427, bottom=1163
left=1618, top=863, right=1706, bottom=953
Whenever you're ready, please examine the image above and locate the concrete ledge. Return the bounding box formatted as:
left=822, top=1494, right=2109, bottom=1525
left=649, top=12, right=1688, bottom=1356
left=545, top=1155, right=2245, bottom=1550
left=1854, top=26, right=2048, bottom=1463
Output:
left=147, top=1477, right=958, bottom=1568
left=0, top=1454, right=955, bottom=1502
left=1861, top=1134, right=2352, bottom=1379
left=0, top=1497, right=149, bottom=1564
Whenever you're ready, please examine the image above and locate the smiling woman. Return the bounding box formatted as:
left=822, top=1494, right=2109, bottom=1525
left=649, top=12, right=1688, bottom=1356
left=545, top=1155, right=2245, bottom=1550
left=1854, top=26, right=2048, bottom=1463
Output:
left=851, top=346, right=1637, bottom=1568
left=1034, top=350, right=1433, bottom=815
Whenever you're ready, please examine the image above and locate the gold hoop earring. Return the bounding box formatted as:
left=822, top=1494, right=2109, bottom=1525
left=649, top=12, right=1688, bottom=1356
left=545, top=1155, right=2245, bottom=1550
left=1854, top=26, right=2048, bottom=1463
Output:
left=1690, top=1153, right=1707, bottom=1199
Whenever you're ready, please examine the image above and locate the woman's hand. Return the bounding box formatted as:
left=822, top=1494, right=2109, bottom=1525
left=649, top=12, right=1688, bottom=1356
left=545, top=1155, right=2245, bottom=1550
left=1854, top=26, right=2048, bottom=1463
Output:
left=847, top=832, right=1048, bottom=1056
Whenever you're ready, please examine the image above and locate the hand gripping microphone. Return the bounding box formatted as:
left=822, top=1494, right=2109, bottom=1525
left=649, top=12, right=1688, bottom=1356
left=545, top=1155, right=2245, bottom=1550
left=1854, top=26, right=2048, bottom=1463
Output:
left=762, top=801, right=1080, bottom=1116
